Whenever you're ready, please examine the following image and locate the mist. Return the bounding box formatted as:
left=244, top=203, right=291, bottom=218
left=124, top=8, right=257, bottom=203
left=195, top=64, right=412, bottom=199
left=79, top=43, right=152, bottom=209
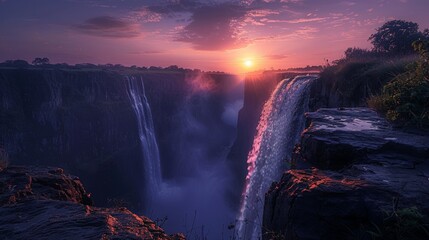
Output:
left=149, top=162, right=237, bottom=239
left=144, top=74, right=244, bottom=239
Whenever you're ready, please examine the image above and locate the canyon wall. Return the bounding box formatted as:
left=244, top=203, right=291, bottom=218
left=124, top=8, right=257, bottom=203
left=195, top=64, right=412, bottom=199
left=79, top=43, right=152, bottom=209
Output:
left=0, top=67, right=241, bottom=211
left=0, top=68, right=145, bottom=208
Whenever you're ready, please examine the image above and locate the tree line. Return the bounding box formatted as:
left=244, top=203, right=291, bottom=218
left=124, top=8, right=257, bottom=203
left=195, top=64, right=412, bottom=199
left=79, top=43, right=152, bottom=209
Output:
left=337, top=20, right=429, bottom=64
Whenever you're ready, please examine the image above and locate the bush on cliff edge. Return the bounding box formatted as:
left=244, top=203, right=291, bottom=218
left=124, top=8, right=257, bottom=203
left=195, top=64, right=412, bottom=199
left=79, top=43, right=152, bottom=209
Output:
left=319, top=51, right=413, bottom=107
left=368, top=40, right=429, bottom=128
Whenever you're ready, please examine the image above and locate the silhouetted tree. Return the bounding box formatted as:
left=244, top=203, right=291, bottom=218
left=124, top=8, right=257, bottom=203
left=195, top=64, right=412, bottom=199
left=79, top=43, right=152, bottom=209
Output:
left=75, top=63, right=96, bottom=68
left=1, top=60, right=30, bottom=67
left=344, top=47, right=373, bottom=59
left=369, top=20, right=424, bottom=54
left=423, top=29, right=429, bottom=40
left=149, top=66, right=161, bottom=70
left=165, top=65, right=179, bottom=70
left=32, top=57, right=50, bottom=65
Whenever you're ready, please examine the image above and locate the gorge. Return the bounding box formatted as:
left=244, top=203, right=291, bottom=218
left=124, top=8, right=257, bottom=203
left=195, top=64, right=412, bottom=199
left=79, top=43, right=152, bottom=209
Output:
left=1, top=65, right=428, bottom=240
left=0, top=67, right=243, bottom=238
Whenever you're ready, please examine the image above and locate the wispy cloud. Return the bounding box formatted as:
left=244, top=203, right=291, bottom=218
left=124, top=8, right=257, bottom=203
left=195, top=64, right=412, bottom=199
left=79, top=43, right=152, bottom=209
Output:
left=130, top=8, right=162, bottom=23
left=74, top=16, right=141, bottom=38
left=146, top=1, right=254, bottom=50
left=147, top=0, right=201, bottom=15
left=265, top=54, right=288, bottom=60
left=176, top=3, right=249, bottom=50
left=285, top=17, right=328, bottom=24
left=282, top=26, right=319, bottom=40
left=340, top=1, right=357, bottom=6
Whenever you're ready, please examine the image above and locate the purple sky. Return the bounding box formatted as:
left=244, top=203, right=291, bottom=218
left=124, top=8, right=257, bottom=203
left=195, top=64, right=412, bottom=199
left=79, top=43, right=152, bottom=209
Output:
left=1, top=0, right=428, bottom=73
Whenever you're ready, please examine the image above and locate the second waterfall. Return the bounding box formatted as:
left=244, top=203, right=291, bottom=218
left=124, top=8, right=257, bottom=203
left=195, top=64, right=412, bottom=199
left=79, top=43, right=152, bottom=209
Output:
left=237, top=75, right=317, bottom=240
left=125, top=76, right=162, bottom=209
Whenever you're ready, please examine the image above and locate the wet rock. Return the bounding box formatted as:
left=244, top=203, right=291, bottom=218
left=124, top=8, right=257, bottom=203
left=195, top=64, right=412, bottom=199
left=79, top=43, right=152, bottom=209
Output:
left=263, top=108, right=429, bottom=240
left=300, top=108, right=428, bottom=169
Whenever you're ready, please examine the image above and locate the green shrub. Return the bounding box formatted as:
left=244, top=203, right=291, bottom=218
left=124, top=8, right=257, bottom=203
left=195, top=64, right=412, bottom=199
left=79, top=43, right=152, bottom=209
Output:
left=369, top=40, right=429, bottom=128
left=319, top=54, right=413, bottom=107
left=367, top=95, right=386, bottom=112
left=368, top=206, right=429, bottom=240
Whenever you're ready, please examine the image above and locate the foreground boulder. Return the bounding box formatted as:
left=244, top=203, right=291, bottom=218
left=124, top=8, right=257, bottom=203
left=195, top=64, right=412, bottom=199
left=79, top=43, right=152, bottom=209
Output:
left=263, top=108, right=429, bottom=240
left=0, top=166, right=184, bottom=240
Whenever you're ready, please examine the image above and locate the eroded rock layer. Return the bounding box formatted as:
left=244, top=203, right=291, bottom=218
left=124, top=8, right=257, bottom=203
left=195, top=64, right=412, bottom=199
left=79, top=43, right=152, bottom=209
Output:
left=0, top=166, right=184, bottom=240
left=263, top=108, right=429, bottom=240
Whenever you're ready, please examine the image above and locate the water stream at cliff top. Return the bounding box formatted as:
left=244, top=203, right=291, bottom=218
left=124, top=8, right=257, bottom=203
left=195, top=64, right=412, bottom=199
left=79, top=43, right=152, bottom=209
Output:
left=237, top=75, right=317, bottom=240
left=125, top=76, right=162, bottom=207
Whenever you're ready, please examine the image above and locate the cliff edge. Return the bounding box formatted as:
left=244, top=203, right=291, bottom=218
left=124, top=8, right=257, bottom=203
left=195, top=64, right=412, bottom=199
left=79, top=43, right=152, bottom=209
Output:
left=0, top=166, right=184, bottom=240
left=263, top=108, right=429, bottom=240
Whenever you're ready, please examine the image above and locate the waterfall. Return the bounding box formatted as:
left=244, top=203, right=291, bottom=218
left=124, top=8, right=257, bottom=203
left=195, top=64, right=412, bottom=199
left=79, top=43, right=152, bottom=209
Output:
left=237, top=75, right=317, bottom=239
left=125, top=76, right=162, bottom=206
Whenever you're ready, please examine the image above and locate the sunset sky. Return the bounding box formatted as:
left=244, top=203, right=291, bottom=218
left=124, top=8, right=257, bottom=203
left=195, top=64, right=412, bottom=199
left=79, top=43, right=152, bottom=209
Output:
left=1, top=0, right=429, bottom=73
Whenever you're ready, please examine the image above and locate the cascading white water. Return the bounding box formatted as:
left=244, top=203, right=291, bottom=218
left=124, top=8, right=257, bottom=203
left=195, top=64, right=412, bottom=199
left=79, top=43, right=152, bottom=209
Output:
left=125, top=76, right=162, bottom=206
left=237, top=75, right=317, bottom=240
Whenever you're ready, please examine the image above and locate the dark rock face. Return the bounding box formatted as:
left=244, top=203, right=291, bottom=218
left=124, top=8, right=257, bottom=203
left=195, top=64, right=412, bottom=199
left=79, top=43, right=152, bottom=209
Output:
left=0, top=68, right=241, bottom=210
left=0, top=166, right=184, bottom=240
left=0, top=68, right=144, bottom=208
left=308, top=75, right=386, bottom=111
left=263, top=108, right=429, bottom=240
left=308, top=76, right=355, bottom=110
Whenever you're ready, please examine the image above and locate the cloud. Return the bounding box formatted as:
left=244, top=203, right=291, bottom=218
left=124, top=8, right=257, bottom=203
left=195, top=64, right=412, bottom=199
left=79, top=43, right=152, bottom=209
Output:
left=265, top=54, right=288, bottom=60
left=286, top=17, right=328, bottom=24
left=340, top=1, right=357, bottom=6
left=276, top=26, right=319, bottom=40
left=130, top=8, right=163, bottom=23
left=74, top=16, right=141, bottom=38
left=143, top=0, right=348, bottom=50
left=175, top=3, right=250, bottom=51
left=147, top=0, right=202, bottom=15
left=145, top=1, right=252, bottom=50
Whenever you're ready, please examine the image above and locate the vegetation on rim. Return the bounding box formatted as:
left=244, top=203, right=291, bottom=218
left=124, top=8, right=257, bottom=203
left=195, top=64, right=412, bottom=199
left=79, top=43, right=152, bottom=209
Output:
left=368, top=40, right=429, bottom=128
left=319, top=19, right=429, bottom=128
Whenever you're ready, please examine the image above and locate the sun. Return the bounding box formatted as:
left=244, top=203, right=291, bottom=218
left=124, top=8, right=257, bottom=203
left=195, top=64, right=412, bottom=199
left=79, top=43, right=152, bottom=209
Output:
left=244, top=59, right=254, bottom=68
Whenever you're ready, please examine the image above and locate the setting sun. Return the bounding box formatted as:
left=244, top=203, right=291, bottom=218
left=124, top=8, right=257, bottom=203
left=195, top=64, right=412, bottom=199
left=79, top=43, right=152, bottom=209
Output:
left=244, top=59, right=254, bottom=68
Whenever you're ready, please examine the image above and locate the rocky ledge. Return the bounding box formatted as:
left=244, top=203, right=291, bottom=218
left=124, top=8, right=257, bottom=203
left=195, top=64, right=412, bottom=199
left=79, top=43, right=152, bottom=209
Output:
left=0, top=166, right=184, bottom=240
left=263, top=108, right=429, bottom=240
